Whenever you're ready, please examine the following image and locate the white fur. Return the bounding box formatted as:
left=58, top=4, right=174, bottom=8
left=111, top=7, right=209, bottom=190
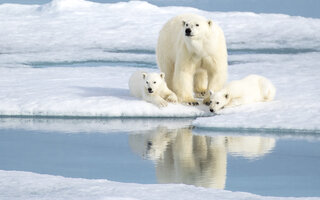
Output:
left=128, top=71, right=178, bottom=107
left=156, top=13, right=228, bottom=104
left=209, top=74, right=276, bottom=112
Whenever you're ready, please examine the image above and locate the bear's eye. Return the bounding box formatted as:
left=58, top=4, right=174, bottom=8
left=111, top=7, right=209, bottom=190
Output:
left=216, top=102, right=219, bottom=105
left=146, top=81, right=148, bottom=84
left=196, top=24, right=199, bottom=27
left=186, top=23, right=189, bottom=27
left=153, top=81, right=156, bottom=84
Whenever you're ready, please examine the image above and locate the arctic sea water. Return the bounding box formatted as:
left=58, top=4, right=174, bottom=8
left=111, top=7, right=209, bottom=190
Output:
left=1, top=118, right=320, bottom=198
left=0, top=0, right=320, bottom=199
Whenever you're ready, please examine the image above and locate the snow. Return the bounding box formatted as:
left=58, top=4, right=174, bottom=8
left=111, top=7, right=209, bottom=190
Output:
left=0, top=170, right=319, bottom=200
left=0, top=66, right=210, bottom=117
left=1, top=54, right=319, bottom=130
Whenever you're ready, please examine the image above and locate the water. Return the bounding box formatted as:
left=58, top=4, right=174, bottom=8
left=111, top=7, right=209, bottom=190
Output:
left=1, top=118, right=319, bottom=197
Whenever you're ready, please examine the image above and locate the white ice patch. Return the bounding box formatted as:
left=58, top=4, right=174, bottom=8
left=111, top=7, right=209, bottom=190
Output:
left=0, top=0, right=319, bottom=131
left=0, top=170, right=318, bottom=200
left=1, top=52, right=319, bottom=130
left=0, top=0, right=319, bottom=67
left=0, top=66, right=209, bottom=117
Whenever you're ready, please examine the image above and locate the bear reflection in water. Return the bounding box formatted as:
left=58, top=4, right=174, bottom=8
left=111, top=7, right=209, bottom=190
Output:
left=129, top=127, right=275, bottom=189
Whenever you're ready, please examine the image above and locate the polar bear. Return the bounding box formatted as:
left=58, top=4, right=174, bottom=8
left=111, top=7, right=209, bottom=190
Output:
left=128, top=71, right=178, bottom=107
left=156, top=13, right=228, bottom=105
left=209, top=74, right=276, bottom=112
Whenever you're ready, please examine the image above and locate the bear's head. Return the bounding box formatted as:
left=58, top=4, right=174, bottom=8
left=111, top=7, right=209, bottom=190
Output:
left=142, top=72, right=165, bottom=94
left=209, top=90, right=229, bottom=113
left=182, top=15, right=212, bottom=40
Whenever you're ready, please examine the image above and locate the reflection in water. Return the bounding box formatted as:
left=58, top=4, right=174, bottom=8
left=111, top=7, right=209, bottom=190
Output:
left=1, top=118, right=319, bottom=196
left=129, top=127, right=275, bottom=189
left=227, top=136, right=275, bottom=159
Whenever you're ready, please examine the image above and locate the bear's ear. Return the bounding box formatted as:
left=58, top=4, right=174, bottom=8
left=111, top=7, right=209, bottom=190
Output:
left=142, top=73, right=147, bottom=80
left=209, top=90, right=214, bottom=96
left=225, top=93, right=229, bottom=99
left=182, top=21, right=186, bottom=26
left=208, top=20, right=212, bottom=27
left=160, top=72, right=165, bottom=79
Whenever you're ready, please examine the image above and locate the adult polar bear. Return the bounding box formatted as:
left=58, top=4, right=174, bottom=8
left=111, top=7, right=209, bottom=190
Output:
left=156, top=14, right=228, bottom=105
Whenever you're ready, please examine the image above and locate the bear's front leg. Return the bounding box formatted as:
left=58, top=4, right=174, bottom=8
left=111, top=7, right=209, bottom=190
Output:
left=161, top=85, right=178, bottom=103
left=166, top=93, right=178, bottom=103
left=202, top=56, right=228, bottom=105
left=194, top=68, right=208, bottom=98
left=173, top=58, right=199, bottom=106
left=144, top=94, right=168, bottom=107
left=204, top=70, right=227, bottom=105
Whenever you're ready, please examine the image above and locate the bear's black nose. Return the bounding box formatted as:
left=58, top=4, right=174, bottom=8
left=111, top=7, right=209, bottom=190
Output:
left=148, top=88, right=153, bottom=93
left=210, top=108, right=214, bottom=113
left=185, top=28, right=191, bottom=36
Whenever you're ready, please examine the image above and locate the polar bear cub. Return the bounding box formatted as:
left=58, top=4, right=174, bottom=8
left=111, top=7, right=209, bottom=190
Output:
left=129, top=71, right=178, bottom=107
left=209, top=75, right=276, bottom=112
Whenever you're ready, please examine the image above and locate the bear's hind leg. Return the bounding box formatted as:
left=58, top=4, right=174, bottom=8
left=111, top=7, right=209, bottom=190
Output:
left=259, top=78, right=276, bottom=101
left=163, top=64, right=175, bottom=91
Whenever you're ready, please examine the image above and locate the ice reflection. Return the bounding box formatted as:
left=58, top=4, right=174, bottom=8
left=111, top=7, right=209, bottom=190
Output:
left=129, top=126, right=275, bottom=189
